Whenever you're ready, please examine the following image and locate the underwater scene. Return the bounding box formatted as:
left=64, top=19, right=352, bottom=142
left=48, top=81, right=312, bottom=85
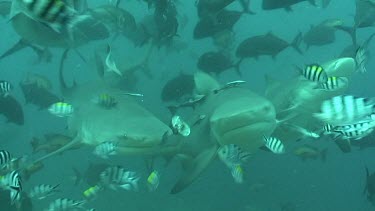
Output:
left=0, top=0, right=375, bottom=210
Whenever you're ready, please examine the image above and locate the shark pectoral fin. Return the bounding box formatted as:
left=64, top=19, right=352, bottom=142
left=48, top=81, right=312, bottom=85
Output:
left=170, top=144, right=218, bottom=194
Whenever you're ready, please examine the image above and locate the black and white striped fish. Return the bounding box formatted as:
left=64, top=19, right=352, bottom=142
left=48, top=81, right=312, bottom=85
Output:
left=263, top=136, right=285, bottom=154
left=332, top=127, right=374, bottom=141
left=29, top=184, right=60, bottom=200
left=93, top=141, right=117, bottom=159
left=319, top=77, right=348, bottom=90
left=322, top=124, right=334, bottom=134
left=11, top=0, right=87, bottom=40
left=0, top=80, right=12, bottom=97
left=314, top=95, right=375, bottom=125
left=300, top=64, right=328, bottom=83
left=45, top=198, right=85, bottom=211
left=0, top=150, right=12, bottom=168
left=0, top=171, right=22, bottom=205
left=100, top=166, right=140, bottom=191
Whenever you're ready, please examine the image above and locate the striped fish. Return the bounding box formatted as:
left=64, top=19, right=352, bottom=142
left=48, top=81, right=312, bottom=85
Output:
left=29, top=184, right=60, bottom=200
left=93, top=93, right=117, bottom=109
left=0, top=80, right=12, bottom=97
left=231, top=164, right=244, bottom=184
left=314, top=95, right=375, bottom=125
left=93, top=141, right=117, bottom=159
left=301, top=64, right=328, bottom=83
left=11, top=0, right=84, bottom=39
left=100, top=166, right=140, bottom=191
left=0, top=150, right=12, bottom=168
left=263, top=136, right=285, bottom=154
left=319, top=77, right=348, bottom=90
left=48, top=102, right=74, bottom=117
left=333, top=127, right=374, bottom=141
left=45, top=198, right=85, bottom=211
left=147, top=170, right=160, bottom=192
left=0, top=171, right=22, bottom=205
left=322, top=124, right=334, bottom=134
left=218, top=144, right=251, bottom=168
left=83, top=185, right=102, bottom=200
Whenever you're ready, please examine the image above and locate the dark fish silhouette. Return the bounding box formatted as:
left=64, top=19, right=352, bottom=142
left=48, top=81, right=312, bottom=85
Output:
left=194, top=9, right=243, bottom=39
left=262, top=0, right=316, bottom=11
left=197, top=51, right=240, bottom=75
left=161, top=73, right=195, bottom=102
left=0, top=96, right=24, bottom=125
left=236, top=32, right=302, bottom=60
left=19, top=83, right=60, bottom=109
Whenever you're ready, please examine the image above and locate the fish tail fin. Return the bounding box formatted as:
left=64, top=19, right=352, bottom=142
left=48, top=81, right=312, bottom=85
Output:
left=290, top=32, right=303, bottom=55
left=335, top=25, right=357, bottom=45
left=320, top=148, right=327, bottom=162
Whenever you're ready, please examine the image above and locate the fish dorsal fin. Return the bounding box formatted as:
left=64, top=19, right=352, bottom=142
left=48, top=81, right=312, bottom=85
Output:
left=194, top=71, right=220, bottom=96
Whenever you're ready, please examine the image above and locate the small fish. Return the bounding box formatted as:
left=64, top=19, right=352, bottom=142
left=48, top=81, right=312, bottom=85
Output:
left=355, top=46, right=368, bottom=73
left=167, top=95, right=206, bottom=115
left=48, top=102, right=74, bottom=117
left=300, top=64, right=328, bottom=83
left=231, top=164, right=244, bottom=184
left=11, top=0, right=85, bottom=40
left=282, top=123, right=320, bottom=139
left=29, top=184, right=60, bottom=200
left=314, top=95, right=375, bottom=125
left=218, top=144, right=251, bottom=168
left=45, top=198, right=85, bottom=211
left=0, top=80, right=12, bottom=97
left=0, top=170, right=22, bottom=205
left=322, top=124, right=334, bottom=134
left=213, top=80, right=246, bottom=94
left=92, top=93, right=117, bottom=109
left=0, top=150, right=12, bottom=169
left=263, top=136, right=285, bottom=154
left=100, top=166, right=140, bottom=191
left=171, top=115, right=191, bottom=137
left=105, top=44, right=122, bottom=76
left=122, top=93, right=144, bottom=97
left=332, top=125, right=374, bottom=141
left=93, top=142, right=117, bottom=159
left=319, top=77, right=348, bottom=90
left=83, top=185, right=102, bottom=200
left=146, top=170, right=160, bottom=192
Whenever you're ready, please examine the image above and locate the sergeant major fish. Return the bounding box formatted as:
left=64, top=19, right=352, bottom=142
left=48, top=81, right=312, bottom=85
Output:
left=263, top=136, right=285, bottom=154
left=29, top=184, right=60, bottom=200
left=0, top=80, right=12, bottom=97
left=48, top=102, right=74, bottom=117
left=45, top=198, right=86, bottom=211
left=10, top=0, right=87, bottom=40
left=0, top=170, right=22, bottom=205
left=218, top=144, right=251, bottom=183
left=93, top=141, right=117, bottom=159
left=100, top=166, right=140, bottom=191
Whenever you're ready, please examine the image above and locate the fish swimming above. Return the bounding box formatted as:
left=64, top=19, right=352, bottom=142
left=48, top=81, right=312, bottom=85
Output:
left=236, top=32, right=302, bottom=61
left=161, top=73, right=195, bottom=102
left=262, top=0, right=316, bottom=11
